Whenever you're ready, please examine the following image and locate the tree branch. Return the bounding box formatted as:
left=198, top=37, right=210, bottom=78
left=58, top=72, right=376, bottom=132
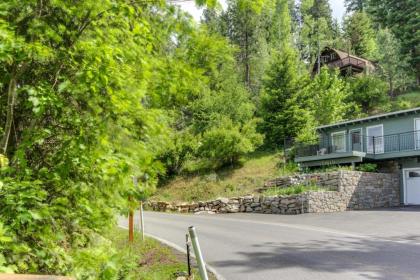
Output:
left=1, top=75, right=17, bottom=155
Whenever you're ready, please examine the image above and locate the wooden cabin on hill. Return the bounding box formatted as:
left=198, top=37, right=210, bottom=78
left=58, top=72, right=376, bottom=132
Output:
left=313, top=47, right=375, bottom=76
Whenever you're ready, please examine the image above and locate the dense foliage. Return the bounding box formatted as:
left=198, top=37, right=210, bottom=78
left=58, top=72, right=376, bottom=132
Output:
left=0, top=0, right=418, bottom=277
left=0, top=0, right=256, bottom=277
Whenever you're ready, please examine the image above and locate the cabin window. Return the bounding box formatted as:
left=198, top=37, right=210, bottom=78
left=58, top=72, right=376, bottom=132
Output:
left=367, top=124, right=384, bottom=154
left=349, top=128, right=362, bottom=152
left=331, top=131, right=346, bottom=153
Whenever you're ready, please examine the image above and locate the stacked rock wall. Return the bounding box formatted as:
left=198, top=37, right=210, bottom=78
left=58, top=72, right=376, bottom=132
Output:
left=148, top=171, right=400, bottom=215
left=147, top=195, right=308, bottom=215
left=263, top=172, right=340, bottom=190
left=338, top=171, right=400, bottom=209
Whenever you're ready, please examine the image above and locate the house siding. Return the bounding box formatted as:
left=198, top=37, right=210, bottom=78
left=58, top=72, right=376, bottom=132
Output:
left=295, top=109, right=420, bottom=205
left=320, top=113, right=420, bottom=137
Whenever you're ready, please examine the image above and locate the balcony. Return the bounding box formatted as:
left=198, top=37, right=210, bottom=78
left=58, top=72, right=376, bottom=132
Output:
left=295, top=130, right=420, bottom=165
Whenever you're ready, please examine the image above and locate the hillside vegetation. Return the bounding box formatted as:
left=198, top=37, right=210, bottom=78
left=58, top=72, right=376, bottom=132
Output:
left=153, top=151, right=294, bottom=202
left=0, top=0, right=419, bottom=277
left=394, top=91, right=420, bottom=109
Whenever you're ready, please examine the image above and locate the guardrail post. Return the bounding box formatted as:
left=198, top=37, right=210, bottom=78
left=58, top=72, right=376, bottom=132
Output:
left=188, top=226, right=209, bottom=280
left=139, top=201, right=145, bottom=241
left=128, top=196, right=134, bottom=243
left=186, top=234, right=192, bottom=277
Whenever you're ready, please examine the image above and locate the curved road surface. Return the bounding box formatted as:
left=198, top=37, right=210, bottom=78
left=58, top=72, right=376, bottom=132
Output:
left=119, top=208, right=420, bottom=280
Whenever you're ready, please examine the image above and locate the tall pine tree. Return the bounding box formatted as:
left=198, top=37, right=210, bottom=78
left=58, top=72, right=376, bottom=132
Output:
left=259, top=48, right=311, bottom=146
left=343, top=11, right=377, bottom=59
left=344, top=0, right=365, bottom=12
left=367, top=0, right=420, bottom=82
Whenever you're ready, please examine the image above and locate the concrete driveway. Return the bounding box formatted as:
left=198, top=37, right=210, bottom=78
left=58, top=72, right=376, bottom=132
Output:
left=119, top=207, right=420, bottom=280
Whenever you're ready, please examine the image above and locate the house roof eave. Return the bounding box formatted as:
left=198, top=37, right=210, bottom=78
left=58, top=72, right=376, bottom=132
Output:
left=317, top=107, right=420, bottom=131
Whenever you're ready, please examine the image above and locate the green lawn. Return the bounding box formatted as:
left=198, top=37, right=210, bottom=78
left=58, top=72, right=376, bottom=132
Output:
left=152, top=151, right=297, bottom=202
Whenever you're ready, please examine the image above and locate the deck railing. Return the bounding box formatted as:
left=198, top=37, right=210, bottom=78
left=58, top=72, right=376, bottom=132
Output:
left=295, top=130, right=420, bottom=158
left=327, top=57, right=366, bottom=69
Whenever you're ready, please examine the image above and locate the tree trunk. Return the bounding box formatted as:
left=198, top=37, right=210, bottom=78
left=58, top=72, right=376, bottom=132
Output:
left=1, top=77, right=17, bottom=155
left=388, top=74, right=394, bottom=97
left=245, top=30, right=250, bottom=89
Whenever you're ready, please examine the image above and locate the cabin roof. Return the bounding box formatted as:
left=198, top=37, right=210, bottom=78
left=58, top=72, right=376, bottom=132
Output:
left=331, top=48, right=371, bottom=63
left=314, top=47, right=375, bottom=74
left=317, top=107, right=420, bottom=130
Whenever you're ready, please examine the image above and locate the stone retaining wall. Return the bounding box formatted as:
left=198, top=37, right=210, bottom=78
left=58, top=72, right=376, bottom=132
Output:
left=339, top=171, right=400, bottom=209
left=263, top=172, right=341, bottom=190
left=148, top=171, right=400, bottom=215
left=147, top=195, right=309, bottom=215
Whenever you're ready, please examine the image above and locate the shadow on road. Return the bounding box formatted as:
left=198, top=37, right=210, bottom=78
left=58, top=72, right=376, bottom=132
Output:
left=355, top=205, right=420, bottom=212
left=212, top=236, right=420, bottom=280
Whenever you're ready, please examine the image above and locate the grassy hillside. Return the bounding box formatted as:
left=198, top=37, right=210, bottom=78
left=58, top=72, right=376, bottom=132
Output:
left=393, top=90, right=420, bottom=108
left=152, top=151, right=293, bottom=202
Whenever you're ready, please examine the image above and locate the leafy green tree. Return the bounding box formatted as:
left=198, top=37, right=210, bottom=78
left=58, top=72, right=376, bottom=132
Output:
left=189, top=49, right=263, bottom=166
left=149, top=21, right=262, bottom=172
left=259, top=47, right=311, bottom=146
left=309, top=0, right=334, bottom=29
left=0, top=0, right=185, bottom=275
left=199, top=117, right=263, bottom=167
left=347, top=75, right=389, bottom=114
left=343, top=11, right=377, bottom=59
left=268, top=0, right=293, bottom=48
left=345, top=0, right=365, bottom=12
left=222, top=0, right=267, bottom=92
left=375, top=28, right=414, bottom=96
left=218, top=0, right=296, bottom=94
left=306, top=68, right=352, bottom=125
left=298, top=0, right=335, bottom=68
left=367, top=0, right=420, bottom=82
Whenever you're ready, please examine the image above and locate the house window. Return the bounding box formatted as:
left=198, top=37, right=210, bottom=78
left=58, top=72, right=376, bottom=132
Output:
left=408, top=171, right=420, bottom=178
left=367, top=125, right=384, bottom=154
left=331, top=131, right=346, bottom=153
left=349, top=128, right=362, bottom=152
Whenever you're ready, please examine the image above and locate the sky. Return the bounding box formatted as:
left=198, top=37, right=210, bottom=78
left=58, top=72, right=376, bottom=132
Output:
left=177, top=0, right=346, bottom=23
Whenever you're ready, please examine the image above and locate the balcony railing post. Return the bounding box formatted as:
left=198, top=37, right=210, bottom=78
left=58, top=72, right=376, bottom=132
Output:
left=398, top=133, right=401, bottom=152
left=372, top=136, right=376, bottom=154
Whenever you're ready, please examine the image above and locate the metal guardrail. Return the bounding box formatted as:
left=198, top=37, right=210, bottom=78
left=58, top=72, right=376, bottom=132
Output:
left=296, top=130, right=420, bottom=157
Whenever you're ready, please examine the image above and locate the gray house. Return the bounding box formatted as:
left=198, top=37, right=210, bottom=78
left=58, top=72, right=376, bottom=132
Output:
left=295, top=107, right=420, bottom=205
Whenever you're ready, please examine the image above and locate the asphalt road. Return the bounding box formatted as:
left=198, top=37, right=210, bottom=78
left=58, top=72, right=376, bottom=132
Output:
left=119, top=208, right=420, bottom=280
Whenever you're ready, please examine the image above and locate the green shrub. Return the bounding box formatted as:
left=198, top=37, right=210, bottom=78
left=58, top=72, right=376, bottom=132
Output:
left=198, top=118, right=263, bottom=167
left=277, top=161, right=299, bottom=176
left=306, top=165, right=353, bottom=173
left=263, top=183, right=323, bottom=196
left=70, top=233, right=137, bottom=280
left=356, top=163, right=378, bottom=172
left=159, top=131, right=198, bottom=178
